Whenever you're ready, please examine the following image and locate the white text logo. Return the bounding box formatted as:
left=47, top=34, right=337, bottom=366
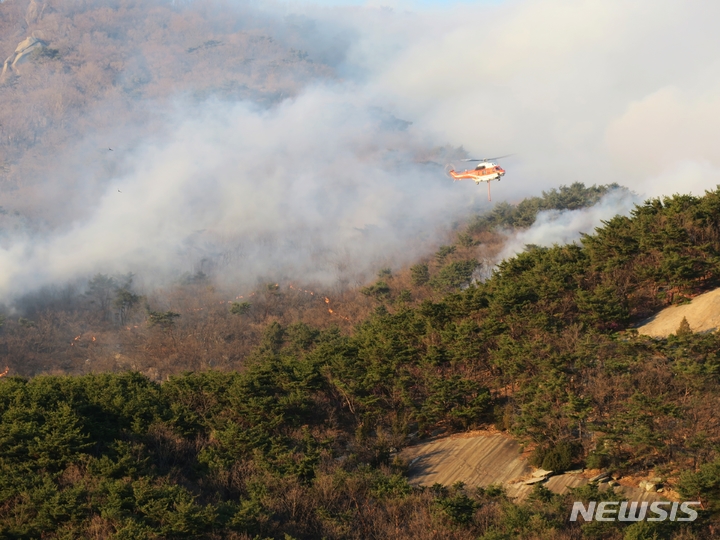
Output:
left=569, top=501, right=700, bottom=522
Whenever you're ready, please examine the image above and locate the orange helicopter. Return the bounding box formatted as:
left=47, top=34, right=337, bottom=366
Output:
left=446, top=155, right=512, bottom=201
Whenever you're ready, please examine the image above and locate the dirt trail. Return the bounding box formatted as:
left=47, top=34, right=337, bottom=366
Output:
left=637, top=288, right=720, bottom=337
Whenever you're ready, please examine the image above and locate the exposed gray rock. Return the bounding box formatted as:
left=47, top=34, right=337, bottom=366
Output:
left=1, top=56, right=12, bottom=78
left=13, top=36, right=45, bottom=65
left=25, top=0, right=47, bottom=26
left=1, top=36, right=47, bottom=78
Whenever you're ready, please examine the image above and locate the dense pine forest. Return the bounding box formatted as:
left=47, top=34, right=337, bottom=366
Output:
left=2, top=184, right=720, bottom=538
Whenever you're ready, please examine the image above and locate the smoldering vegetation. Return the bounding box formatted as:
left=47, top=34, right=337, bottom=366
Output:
left=0, top=1, right=660, bottom=379
left=0, top=182, right=627, bottom=378
left=0, top=0, right=481, bottom=301
left=0, top=0, right=478, bottom=378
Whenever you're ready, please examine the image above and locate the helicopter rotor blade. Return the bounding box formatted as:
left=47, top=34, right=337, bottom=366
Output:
left=461, top=153, right=514, bottom=162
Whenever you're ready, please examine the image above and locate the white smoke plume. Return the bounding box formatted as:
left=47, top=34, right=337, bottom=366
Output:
left=496, top=188, right=643, bottom=262
left=0, top=86, right=481, bottom=298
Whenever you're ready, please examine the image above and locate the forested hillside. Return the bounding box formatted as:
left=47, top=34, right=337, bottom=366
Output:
left=0, top=183, right=620, bottom=378
left=2, top=187, right=720, bottom=538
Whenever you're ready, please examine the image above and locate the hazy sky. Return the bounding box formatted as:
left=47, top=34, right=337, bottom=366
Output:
left=342, top=0, right=720, bottom=198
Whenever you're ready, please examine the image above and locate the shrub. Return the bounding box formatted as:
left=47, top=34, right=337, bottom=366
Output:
left=230, top=301, right=251, bottom=315
left=541, top=441, right=578, bottom=472
left=585, top=451, right=608, bottom=470
left=435, top=245, right=456, bottom=263
left=676, top=316, right=692, bottom=336
left=361, top=280, right=391, bottom=298
left=430, top=260, right=478, bottom=291
left=410, top=263, right=430, bottom=286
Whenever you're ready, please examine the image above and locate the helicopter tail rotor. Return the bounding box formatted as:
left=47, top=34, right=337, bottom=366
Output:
left=444, top=163, right=456, bottom=180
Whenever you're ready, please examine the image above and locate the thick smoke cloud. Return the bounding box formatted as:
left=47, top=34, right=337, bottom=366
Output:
left=3, top=0, right=719, bottom=299
left=0, top=85, right=478, bottom=297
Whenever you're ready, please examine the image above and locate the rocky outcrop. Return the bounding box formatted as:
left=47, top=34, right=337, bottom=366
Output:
left=25, top=0, right=48, bottom=26
left=1, top=36, right=47, bottom=77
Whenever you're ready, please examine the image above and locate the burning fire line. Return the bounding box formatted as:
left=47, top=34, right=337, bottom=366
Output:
left=288, top=284, right=315, bottom=296
left=288, top=284, right=350, bottom=321
left=324, top=296, right=351, bottom=321
left=70, top=335, right=97, bottom=345
left=0, top=366, right=9, bottom=378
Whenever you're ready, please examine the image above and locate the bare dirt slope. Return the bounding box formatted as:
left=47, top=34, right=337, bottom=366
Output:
left=637, top=287, right=720, bottom=337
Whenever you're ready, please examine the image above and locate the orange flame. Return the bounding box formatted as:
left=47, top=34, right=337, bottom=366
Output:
left=0, top=366, right=9, bottom=378
left=323, top=295, right=351, bottom=321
